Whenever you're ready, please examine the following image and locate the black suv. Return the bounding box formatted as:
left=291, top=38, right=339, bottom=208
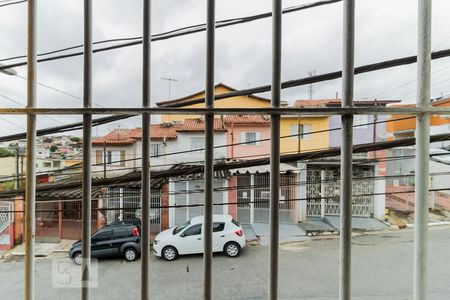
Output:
left=69, top=224, right=141, bottom=264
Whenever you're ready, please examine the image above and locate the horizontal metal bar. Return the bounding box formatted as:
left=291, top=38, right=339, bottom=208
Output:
left=0, top=107, right=449, bottom=115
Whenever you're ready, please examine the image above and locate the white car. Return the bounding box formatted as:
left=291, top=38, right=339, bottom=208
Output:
left=153, top=215, right=246, bottom=261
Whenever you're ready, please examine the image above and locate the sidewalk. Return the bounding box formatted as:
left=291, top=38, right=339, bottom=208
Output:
left=1, top=239, right=75, bottom=259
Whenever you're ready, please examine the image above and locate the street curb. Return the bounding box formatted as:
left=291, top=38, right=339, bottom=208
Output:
left=406, top=221, right=450, bottom=228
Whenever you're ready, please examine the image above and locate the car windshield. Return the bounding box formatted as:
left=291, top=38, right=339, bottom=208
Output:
left=172, top=220, right=191, bottom=235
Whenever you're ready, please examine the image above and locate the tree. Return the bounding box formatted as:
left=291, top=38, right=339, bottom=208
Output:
left=50, top=145, right=58, bottom=152
left=0, top=148, right=14, bottom=157
left=70, top=137, right=81, bottom=143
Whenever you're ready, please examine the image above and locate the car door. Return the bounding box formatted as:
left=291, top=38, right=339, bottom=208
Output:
left=212, top=222, right=226, bottom=252
left=91, top=228, right=114, bottom=257
left=178, top=223, right=203, bottom=254
left=111, top=227, right=131, bottom=255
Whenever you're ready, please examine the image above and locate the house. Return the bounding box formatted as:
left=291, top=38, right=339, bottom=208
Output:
left=223, top=115, right=271, bottom=159
left=91, top=124, right=184, bottom=177
left=156, top=83, right=284, bottom=123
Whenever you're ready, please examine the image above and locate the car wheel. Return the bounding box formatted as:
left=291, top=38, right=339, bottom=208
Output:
left=162, top=246, right=178, bottom=261
left=224, top=242, right=240, bottom=257
left=123, top=248, right=138, bottom=262
left=73, top=252, right=82, bottom=265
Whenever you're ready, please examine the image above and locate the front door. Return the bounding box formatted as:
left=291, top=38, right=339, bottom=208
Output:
left=91, top=229, right=114, bottom=257
left=179, top=224, right=203, bottom=254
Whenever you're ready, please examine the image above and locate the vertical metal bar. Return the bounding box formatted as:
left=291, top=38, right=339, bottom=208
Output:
left=269, top=0, right=282, bottom=298
left=203, top=0, right=215, bottom=299
left=141, top=0, right=151, bottom=299
left=414, top=0, right=431, bottom=299
left=339, top=0, right=355, bottom=299
left=82, top=0, right=92, bottom=299
left=24, top=0, right=36, bottom=299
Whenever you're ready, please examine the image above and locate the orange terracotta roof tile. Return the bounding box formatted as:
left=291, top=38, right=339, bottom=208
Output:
left=294, top=99, right=401, bottom=107
left=223, top=115, right=270, bottom=125
left=177, top=118, right=227, bottom=132
left=92, top=129, right=136, bottom=145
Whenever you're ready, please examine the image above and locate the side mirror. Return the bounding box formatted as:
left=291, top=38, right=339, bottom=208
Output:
left=180, top=233, right=186, bottom=238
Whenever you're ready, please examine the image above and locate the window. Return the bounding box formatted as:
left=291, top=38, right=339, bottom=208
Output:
left=241, top=132, right=261, bottom=145
left=190, top=137, right=205, bottom=151
left=213, top=222, right=225, bottom=232
left=151, top=143, right=163, bottom=157
left=173, top=220, right=191, bottom=235
left=93, top=229, right=112, bottom=242
left=354, top=115, right=369, bottom=127
left=183, top=224, right=202, bottom=236
left=113, top=228, right=130, bottom=239
left=53, top=161, right=61, bottom=168
left=290, top=124, right=312, bottom=140
left=99, top=150, right=124, bottom=166
left=43, top=162, right=51, bottom=168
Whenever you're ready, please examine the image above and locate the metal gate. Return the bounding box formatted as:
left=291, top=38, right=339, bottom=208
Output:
left=172, top=179, right=225, bottom=226
left=0, top=201, right=13, bottom=248
left=306, top=165, right=374, bottom=217
left=237, top=173, right=297, bottom=224
left=105, top=187, right=161, bottom=233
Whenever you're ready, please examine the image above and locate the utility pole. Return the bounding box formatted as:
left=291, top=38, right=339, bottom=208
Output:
left=308, top=70, right=316, bottom=99
left=14, top=144, right=20, bottom=189
left=372, top=99, right=378, bottom=159
left=103, top=141, right=107, bottom=179
left=161, top=77, right=178, bottom=100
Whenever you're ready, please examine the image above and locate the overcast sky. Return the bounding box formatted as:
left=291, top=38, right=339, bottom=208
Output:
left=0, top=0, right=450, bottom=138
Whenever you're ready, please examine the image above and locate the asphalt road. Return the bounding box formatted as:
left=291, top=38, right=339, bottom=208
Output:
left=2, top=226, right=450, bottom=300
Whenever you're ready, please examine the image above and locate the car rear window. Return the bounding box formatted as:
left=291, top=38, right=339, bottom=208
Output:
left=114, top=228, right=130, bottom=239
left=231, top=219, right=240, bottom=227
left=213, top=222, right=225, bottom=232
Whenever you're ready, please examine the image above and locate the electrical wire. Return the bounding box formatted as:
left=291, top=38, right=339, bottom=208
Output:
left=3, top=187, right=450, bottom=212
left=0, top=0, right=342, bottom=64
left=0, top=0, right=25, bottom=8
left=1, top=131, right=449, bottom=199
left=0, top=115, right=419, bottom=181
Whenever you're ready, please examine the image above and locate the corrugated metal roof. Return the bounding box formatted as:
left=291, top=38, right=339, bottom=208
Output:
left=230, top=163, right=300, bottom=174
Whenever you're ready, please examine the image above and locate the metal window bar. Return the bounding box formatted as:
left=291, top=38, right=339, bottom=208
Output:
left=81, top=0, right=93, bottom=299
left=414, top=1, right=431, bottom=299
left=339, top=0, right=355, bottom=299
left=16, top=1, right=437, bottom=299
left=141, top=0, right=152, bottom=299
left=203, top=0, right=215, bottom=298
left=24, top=0, right=37, bottom=299
left=270, top=0, right=282, bottom=299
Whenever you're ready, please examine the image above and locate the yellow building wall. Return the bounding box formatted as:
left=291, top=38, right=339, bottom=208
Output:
left=280, top=117, right=329, bottom=153
left=161, top=85, right=271, bottom=123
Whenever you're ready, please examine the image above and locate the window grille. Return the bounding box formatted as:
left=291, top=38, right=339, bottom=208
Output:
left=0, top=0, right=443, bottom=300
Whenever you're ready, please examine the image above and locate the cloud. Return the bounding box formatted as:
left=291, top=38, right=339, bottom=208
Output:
left=1, top=0, right=450, bottom=137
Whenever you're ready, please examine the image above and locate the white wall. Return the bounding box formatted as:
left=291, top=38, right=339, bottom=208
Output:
left=134, top=139, right=178, bottom=170
left=174, top=132, right=227, bottom=165
left=91, top=144, right=136, bottom=177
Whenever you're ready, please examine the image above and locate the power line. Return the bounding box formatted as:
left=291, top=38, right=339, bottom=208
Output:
left=1, top=47, right=449, bottom=142
left=0, top=115, right=417, bottom=180
left=1, top=132, right=449, bottom=199
left=0, top=0, right=342, bottom=64
left=0, top=93, right=66, bottom=125
left=4, top=187, right=450, bottom=211
left=0, top=0, right=25, bottom=8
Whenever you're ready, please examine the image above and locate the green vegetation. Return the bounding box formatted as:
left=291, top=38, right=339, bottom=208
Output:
left=0, top=148, right=14, bottom=157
